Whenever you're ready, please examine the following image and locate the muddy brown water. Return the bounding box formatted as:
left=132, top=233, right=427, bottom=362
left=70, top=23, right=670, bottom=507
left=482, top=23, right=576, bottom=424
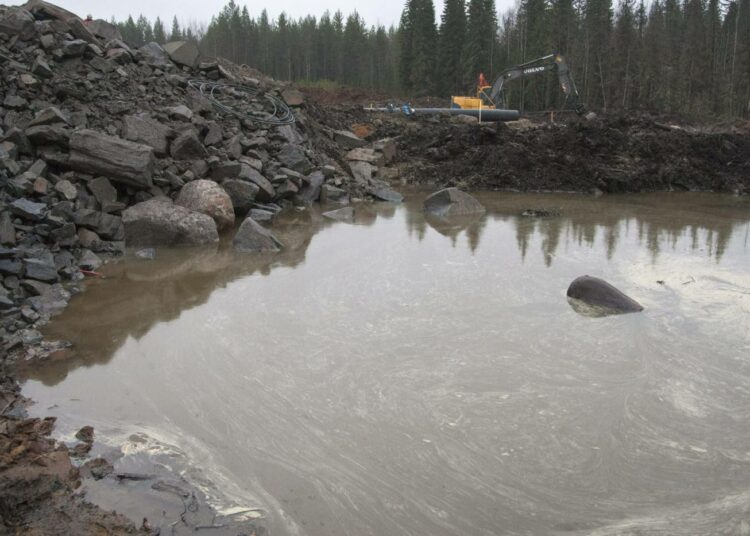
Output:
left=22, top=192, right=750, bottom=535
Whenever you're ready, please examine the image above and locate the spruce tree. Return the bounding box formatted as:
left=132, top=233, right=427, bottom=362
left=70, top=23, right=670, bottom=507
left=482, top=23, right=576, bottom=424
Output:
left=462, top=0, right=497, bottom=88
left=153, top=17, right=166, bottom=44
left=438, top=0, right=466, bottom=96
left=170, top=16, right=182, bottom=41
left=398, top=2, right=416, bottom=92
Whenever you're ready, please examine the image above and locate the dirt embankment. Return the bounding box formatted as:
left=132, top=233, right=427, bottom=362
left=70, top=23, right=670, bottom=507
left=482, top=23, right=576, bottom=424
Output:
left=303, top=91, right=750, bottom=195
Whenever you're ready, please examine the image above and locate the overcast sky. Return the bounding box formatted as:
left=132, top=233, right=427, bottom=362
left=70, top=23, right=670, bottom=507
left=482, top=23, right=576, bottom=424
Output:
left=9, top=0, right=515, bottom=30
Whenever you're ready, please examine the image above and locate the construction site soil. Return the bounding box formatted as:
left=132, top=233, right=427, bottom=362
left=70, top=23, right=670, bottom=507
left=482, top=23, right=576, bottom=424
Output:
left=305, top=98, right=750, bottom=195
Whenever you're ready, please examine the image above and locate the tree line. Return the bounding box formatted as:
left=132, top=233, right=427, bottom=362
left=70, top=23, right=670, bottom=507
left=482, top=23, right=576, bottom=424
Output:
left=117, top=0, right=749, bottom=117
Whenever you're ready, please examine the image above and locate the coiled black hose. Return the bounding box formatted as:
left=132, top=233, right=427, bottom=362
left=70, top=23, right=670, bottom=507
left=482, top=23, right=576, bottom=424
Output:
left=187, top=80, right=296, bottom=126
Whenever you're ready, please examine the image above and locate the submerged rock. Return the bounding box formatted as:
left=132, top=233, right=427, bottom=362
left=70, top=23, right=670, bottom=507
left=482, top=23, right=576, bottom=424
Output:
left=372, top=187, right=403, bottom=203
left=323, top=207, right=355, bottom=222
left=566, top=275, right=644, bottom=316
left=233, top=217, right=283, bottom=253
left=423, top=188, right=485, bottom=217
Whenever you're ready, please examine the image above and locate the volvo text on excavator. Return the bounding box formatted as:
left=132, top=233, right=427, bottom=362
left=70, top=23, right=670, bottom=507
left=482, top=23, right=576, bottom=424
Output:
left=451, top=53, right=587, bottom=116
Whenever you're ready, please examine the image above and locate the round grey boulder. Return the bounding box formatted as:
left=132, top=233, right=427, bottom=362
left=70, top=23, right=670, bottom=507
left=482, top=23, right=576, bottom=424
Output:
left=122, top=197, right=218, bottom=247
left=175, top=180, right=235, bottom=231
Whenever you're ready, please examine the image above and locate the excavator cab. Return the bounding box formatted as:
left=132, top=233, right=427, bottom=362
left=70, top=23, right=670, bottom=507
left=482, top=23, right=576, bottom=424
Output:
left=451, top=73, right=496, bottom=110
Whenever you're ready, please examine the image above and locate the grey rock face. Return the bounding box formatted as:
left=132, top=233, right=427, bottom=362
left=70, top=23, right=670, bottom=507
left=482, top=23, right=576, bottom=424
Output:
left=222, top=179, right=259, bottom=214
left=25, top=125, right=70, bottom=147
left=10, top=198, right=47, bottom=221
left=24, top=252, right=59, bottom=283
left=61, top=39, right=88, bottom=57
left=295, top=170, right=324, bottom=206
left=373, top=188, right=404, bottom=203
left=28, top=107, right=69, bottom=128
left=54, top=179, right=77, bottom=201
left=88, top=177, right=119, bottom=210
left=121, top=114, right=171, bottom=156
left=423, top=188, right=485, bottom=217
left=31, top=57, right=54, bottom=78
left=373, top=138, right=397, bottom=164
left=4, top=94, right=27, bottom=109
left=167, top=105, right=193, bottom=122
left=171, top=131, right=207, bottom=160
left=346, top=147, right=382, bottom=165
left=88, top=20, right=122, bottom=42
left=163, top=40, right=200, bottom=68
left=241, top=167, right=275, bottom=202
left=136, top=42, right=170, bottom=68
left=78, top=249, right=102, bottom=271
left=334, top=130, right=367, bottom=149
left=68, top=129, right=154, bottom=189
left=277, top=144, right=313, bottom=174
left=320, top=184, right=350, bottom=205
left=349, top=161, right=375, bottom=185
left=0, top=7, right=36, bottom=40
left=122, top=198, right=219, bottom=247
left=248, top=209, right=275, bottom=223
left=0, top=212, right=16, bottom=245
left=233, top=217, right=283, bottom=253
left=566, top=275, right=644, bottom=315
left=175, top=180, right=235, bottom=231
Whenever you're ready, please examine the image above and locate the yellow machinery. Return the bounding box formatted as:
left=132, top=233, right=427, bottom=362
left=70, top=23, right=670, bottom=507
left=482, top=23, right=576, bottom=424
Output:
left=450, top=54, right=587, bottom=115
left=451, top=73, right=495, bottom=110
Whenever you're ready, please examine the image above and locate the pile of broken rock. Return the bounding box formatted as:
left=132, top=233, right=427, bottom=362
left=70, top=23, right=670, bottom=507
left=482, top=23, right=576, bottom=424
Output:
left=0, top=1, right=402, bottom=360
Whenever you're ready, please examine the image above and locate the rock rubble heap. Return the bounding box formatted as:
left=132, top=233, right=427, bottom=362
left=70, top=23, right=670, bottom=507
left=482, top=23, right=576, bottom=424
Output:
left=0, top=1, right=400, bottom=360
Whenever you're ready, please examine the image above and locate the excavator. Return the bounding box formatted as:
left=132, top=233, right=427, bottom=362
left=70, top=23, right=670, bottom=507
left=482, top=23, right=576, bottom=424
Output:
left=451, top=53, right=587, bottom=116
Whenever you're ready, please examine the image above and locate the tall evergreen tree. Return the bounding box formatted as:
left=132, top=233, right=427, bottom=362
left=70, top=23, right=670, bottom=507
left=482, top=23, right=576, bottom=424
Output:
left=462, top=0, right=498, bottom=87
left=153, top=17, right=166, bottom=44
left=170, top=16, right=182, bottom=41
left=437, top=0, right=466, bottom=96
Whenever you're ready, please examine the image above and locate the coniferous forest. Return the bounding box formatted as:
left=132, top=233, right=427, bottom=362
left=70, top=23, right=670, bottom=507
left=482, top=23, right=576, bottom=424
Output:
left=116, top=0, right=750, bottom=118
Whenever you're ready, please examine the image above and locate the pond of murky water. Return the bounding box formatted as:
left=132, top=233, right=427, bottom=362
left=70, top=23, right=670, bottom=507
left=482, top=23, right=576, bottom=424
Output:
left=23, top=192, right=750, bottom=535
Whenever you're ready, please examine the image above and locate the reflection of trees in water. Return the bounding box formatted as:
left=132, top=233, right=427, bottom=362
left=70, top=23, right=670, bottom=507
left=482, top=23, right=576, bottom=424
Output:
left=32, top=205, right=393, bottom=386
left=31, top=210, right=331, bottom=386
left=31, top=196, right=748, bottom=386
left=405, top=194, right=747, bottom=266
left=423, top=213, right=486, bottom=252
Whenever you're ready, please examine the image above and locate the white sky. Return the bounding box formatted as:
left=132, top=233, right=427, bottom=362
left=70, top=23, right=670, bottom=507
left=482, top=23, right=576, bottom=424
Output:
left=8, top=0, right=516, bottom=30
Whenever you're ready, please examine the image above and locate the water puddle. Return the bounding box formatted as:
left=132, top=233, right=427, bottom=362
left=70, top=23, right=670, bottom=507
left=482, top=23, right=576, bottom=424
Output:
left=22, top=191, right=750, bottom=535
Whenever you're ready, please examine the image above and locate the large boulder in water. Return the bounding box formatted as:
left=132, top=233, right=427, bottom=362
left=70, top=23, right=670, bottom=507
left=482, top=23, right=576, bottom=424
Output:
left=567, top=275, right=643, bottom=316
left=423, top=188, right=485, bottom=217
left=175, top=180, right=235, bottom=231
left=233, top=217, right=283, bottom=253
left=123, top=197, right=218, bottom=247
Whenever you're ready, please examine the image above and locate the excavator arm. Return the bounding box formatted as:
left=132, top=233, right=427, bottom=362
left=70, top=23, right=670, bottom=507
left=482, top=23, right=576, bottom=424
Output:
left=488, top=53, right=586, bottom=115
